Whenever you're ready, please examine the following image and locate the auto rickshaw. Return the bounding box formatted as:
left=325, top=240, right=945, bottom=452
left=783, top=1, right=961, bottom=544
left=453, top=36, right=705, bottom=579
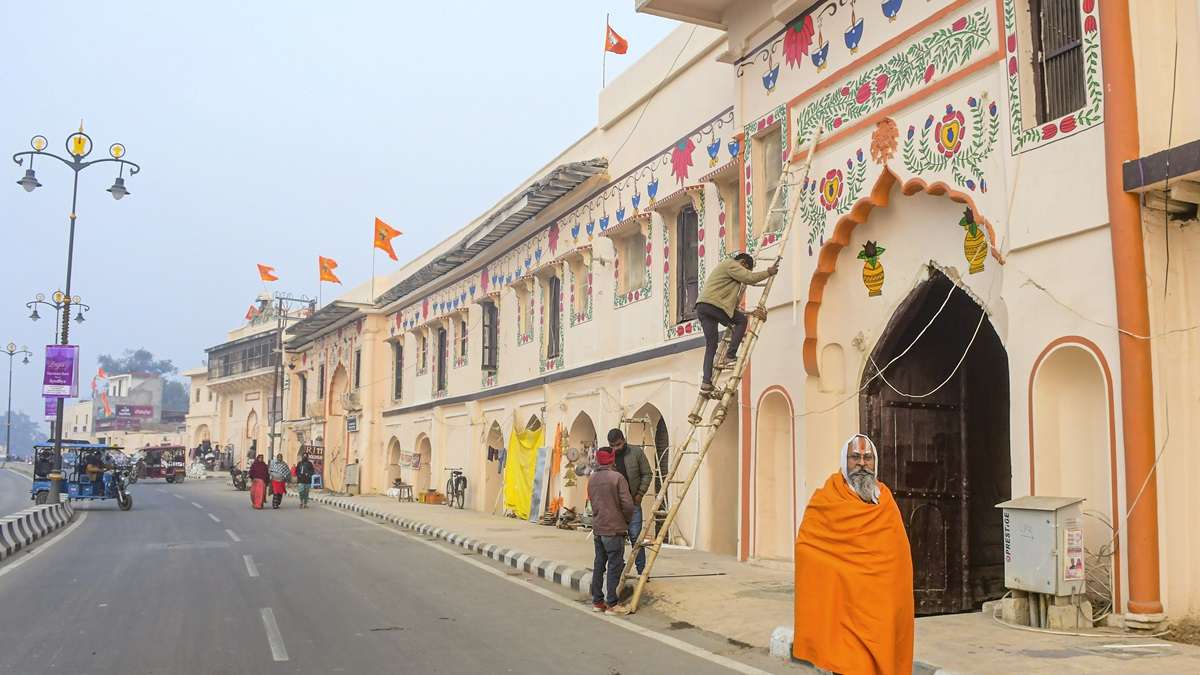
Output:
left=30, top=441, right=133, bottom=510
left=138, top=444, right=187, bottom=483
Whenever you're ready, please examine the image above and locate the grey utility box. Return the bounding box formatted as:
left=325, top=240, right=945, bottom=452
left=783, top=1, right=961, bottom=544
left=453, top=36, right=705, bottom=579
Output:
left=995, top=496, right=1086, bottom=597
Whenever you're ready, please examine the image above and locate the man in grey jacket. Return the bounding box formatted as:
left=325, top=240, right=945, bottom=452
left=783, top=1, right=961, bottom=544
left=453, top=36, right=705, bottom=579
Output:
left=587, top=447, right=634, bottom=614
left=608, top=428, right=652, bottom=575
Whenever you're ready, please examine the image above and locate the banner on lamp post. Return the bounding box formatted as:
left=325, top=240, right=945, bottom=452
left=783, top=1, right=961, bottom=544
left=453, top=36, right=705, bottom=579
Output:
left=42, top=345, right=80, bottom=398
left=44, top=397, right=58, bottom=419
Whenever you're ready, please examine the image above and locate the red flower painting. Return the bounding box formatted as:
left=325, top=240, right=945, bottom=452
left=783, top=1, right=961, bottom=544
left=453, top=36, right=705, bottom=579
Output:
left=548, top=222, right=559, bottom=254
left=1060, top=115, right=1077, bottom=133
left=671, top=138, right=696, bottom=185
left=923, top=64, right=936, bottom=83
left=1042, top=123, right=1058, bottom=140
left=783, top=15, right=815, bottom=68
left=952, top=17, right=967, bottom=31
left=855, top=83, right=872, bottom=104
left=935, top=107, right=965, bottom=158
left=1084, top=15, right=1097, bottom=33
left=819, top=169, right=843, bottom=211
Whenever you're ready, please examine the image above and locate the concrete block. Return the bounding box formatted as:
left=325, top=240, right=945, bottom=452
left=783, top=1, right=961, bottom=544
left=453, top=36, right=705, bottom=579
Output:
left=768, top=626, right=794, bottom=660
left=1001, top=596, right=1031, bottom=625
left=1047, top=600, right=1092, bottom=630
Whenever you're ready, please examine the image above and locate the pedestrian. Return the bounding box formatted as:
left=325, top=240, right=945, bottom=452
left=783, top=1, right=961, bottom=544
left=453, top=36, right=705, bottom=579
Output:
left=792, top=434, right=913, bottom=674
left=269, top=453, right=290, bottom=509
left=607, top=428, right=651, bottom=576
left=587, top=446, right=634, bottom=615
left=295, top=453, right=315, bottom=508
left=694, top=252, right=777, bottom=394
left=249, top=454, right=269, bottom=509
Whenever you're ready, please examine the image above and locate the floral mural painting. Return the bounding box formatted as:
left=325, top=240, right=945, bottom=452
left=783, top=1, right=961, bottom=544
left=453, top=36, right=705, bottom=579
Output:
left=664, top=193, right=706, bottom=340
left=800, top=148, right=869, bottom=255
left=903, top=96, right=999, bottom=193
left=671, top=138, right=696, bottom=184
left=792, top=7, right=993, bottom=149
left=858, top=241, right=886, bottom=297
left=783, top=14, right=815, bottom=67
left=743, top=105, right=790, bottom=253
left=1004, top=0, right=1103, bottom=153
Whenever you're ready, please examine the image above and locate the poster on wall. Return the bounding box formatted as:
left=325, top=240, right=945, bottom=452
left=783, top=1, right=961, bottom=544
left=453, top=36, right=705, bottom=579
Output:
left=42, top=345, right=80, bottom=397
left=1064, top=527, right=1085, bottom=582
left=115, top=404, right=155, bottom=418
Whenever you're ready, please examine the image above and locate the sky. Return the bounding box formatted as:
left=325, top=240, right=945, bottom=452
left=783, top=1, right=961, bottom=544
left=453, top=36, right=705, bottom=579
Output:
left=0, top=1, right=679, bottom=424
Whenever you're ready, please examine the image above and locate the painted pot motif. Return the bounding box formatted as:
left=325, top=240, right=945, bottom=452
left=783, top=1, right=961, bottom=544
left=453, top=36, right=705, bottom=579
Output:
left=858, top=240, right=886, bottom=297
left=960, top=208, right=987, bottom=274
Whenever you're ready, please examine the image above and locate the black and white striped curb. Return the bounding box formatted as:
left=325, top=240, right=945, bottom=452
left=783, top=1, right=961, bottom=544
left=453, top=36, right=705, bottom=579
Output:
left=296, top=491, right=595, bottom=594
left=0, top=502, right=75, bottom=562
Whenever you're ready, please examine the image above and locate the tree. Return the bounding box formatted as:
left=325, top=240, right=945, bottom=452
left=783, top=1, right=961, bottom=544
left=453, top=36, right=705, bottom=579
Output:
left=162, top=380, right=190, bottom=413
left=1, top=411, right=42, bottom=460
left=97, top=348, right=177, bottom=376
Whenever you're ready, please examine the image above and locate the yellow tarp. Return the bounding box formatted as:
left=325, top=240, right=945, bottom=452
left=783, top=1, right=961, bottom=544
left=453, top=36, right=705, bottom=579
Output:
left=503, top=425, right=544, bottom=519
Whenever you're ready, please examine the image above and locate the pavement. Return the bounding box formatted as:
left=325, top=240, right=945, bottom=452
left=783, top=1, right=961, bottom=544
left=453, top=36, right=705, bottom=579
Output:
left=0, top=465, right=34, bottom=516
left=0, top=477, right=792, bottom=675
left=298, top=490, right=1200, bottom=675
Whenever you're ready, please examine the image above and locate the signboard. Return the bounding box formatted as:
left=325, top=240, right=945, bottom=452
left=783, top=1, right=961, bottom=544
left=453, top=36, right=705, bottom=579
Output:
left=95, top=418, right=141, bottom=431
left=1064, top=527, right=1085, bottom=582
left=44, top=397, right=58, bottom=419
left=346, top=415, right=359, bottom=433
left=42, top=345, right=80, bottom=397
left=115, top=404, right=154, bottom=418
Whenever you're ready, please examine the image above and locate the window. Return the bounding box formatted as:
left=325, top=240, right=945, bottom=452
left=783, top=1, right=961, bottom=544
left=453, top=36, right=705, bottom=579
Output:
left=318, top=364, right=326, bottom=399
left=419, top=334, right=428, bottom=371
left=676, top=205, right=700, bottom=323
left=481, top=301, right=499, bottom=371
left=1029, top=0, right=1086, bottom=123
left=547, top=275, right=562, bottom=360
left=435, top=327, right=448, bottom=393
left=618, top=231, right=647, bottom=294
left=299, top=373, right=308, bottom=414
left=752, top=127, right=784, bottom=236
left=353, top=349, right=362, bottom=389
left=228, top=400, right=234, bottom=417
left=514, top=284, right=534, bottom=343
left=457, top=319, right=468, bottom=360
left=195, top=388, right=201, bottom=403
left=208, top=390, right=213, bottom=401
left=392, top=342, right=404, bottom=400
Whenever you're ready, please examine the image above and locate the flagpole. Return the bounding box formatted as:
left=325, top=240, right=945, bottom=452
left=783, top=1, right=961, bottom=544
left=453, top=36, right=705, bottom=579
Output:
left=371, top=248, right=376, bottom=303
left=602, top=13, right=609, bottom=89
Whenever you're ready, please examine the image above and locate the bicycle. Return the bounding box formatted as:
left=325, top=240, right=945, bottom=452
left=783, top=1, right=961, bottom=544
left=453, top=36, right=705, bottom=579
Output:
left=444, top=467, right=467, bottom=509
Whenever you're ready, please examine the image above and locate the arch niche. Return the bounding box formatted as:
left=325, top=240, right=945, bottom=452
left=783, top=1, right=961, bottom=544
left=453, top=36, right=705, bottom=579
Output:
left=245, top=409, right=260, bottom=465
left=412, top=433, right=432, bottom=493
left=481, top=421, right=505, bottom=513
left=385, top=437, right=403, bottom=489
left=753, top=389, right=795, bottom=561
left=563, top=412, right=598, bottom=511
left=860, top=269, right=1011, bottom=615
left=325, top=364, right=349, bottom=492
left=193, top=424, right=211, bottom=446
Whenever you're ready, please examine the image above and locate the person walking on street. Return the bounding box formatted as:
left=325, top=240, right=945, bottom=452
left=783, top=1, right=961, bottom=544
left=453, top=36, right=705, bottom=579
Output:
left=295, top=453, right=315, bottom=508
left=695, top=252, right=777, bottom=394
left=587, top=446, right=634, bottom=614
left=607, top=428, right=652, bottom=576
left=249, top=455, right=269, bottom=509
left=269, top=453, right=290, bottom=509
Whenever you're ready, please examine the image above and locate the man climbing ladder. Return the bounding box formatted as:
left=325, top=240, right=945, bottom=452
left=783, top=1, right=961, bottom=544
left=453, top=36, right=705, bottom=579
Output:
left=696, top=252, right=778, bottom=395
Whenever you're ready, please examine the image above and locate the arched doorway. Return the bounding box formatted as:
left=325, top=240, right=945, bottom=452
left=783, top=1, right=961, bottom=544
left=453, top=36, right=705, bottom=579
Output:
left=412, top=434, right=432, bottom=493
left=860, top=269, right=1011, bottom=615
left=754, top=389, right=794, bottom=561
left=385, top=437, right=403, bottom=489
left=483, top=422, right=505, bottom=513
left=245, top=410, right=259, bottom=466
left=193, top=424, right=211, bottom=446
left=326, top=364, right=349, bottom=492
left=1031, top=342, right=1117, bottom=615
left=563, top=413, right=597, bottom=511
left=627, top=404, right=674, bottom=545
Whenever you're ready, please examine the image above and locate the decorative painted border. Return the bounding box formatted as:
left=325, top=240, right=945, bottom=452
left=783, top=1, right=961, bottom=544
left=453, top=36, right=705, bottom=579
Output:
left=664, top=192, right=706, bottom=340
left=568, top=257, right=593, bottom=327
left=1003, top=0, right=1102, bottom=154
left=538, top=275, right=565, bottom=374
left=516, top=286, right=534, bottom=346
left=902, top=94, right=1000, bottom=193
left=613, top=221, right=654, bottom=309
left=743, top=104, right=789, bottom=254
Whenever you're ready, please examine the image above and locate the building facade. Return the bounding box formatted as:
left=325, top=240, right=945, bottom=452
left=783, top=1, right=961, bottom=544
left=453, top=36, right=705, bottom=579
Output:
left=272, top=0, right=1197, bottom=621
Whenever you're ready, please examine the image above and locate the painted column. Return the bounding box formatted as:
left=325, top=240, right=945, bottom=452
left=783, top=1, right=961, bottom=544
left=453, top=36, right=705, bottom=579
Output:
left=1099, top=0, right=1162, bottom=616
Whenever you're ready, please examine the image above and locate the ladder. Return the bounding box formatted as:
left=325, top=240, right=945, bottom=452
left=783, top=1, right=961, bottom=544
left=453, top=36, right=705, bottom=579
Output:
left=617, top=126, right=824, bottom=612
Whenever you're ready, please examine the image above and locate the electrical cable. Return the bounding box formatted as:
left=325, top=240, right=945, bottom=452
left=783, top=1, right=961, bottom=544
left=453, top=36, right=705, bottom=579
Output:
left=609, top=26, right=700, bottom=167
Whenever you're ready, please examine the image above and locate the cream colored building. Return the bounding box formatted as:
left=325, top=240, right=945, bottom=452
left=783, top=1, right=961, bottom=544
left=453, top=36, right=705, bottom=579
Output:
left=275, top=0, right=1198, bottom=622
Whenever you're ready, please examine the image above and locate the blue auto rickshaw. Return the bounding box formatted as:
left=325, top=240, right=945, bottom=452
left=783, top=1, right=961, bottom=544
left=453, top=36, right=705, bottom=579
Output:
left=31, top=440, right=134, bottom=511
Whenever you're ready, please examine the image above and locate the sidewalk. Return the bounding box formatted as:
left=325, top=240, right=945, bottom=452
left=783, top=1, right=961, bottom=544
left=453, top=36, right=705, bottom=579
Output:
left=303, top=491, right=1200, bottom=674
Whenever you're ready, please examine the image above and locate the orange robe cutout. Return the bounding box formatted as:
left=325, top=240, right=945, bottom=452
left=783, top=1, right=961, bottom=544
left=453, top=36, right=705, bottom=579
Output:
left=793, top=472, right=914, bottom=675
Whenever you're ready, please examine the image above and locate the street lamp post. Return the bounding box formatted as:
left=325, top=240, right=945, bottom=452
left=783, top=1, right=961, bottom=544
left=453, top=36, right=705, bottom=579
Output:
left=13, top=127, right=140, bottom=503
left=3, top=343, right=33, bottom=466
left=267, top=294, right=316, bottom=460
left=27, top=291, right=91, bottom=344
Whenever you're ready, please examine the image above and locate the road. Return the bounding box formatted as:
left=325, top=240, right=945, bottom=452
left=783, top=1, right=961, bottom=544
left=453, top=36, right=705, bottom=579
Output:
left=0, top=478, right=779, bottom=675
left=0, top=466, right=33, bottom=517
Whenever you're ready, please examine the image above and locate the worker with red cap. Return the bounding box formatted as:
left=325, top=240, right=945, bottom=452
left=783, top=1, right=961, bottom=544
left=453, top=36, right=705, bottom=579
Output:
left=587, top=446, right=635, bottom=614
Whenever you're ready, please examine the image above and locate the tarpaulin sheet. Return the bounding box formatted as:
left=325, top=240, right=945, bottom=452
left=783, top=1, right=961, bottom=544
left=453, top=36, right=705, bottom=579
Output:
left=503, top=425, right=544, bottom=520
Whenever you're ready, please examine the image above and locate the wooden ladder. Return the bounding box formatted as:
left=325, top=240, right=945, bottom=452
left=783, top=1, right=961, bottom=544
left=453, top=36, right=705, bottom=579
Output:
left=617, top=126, right=824, bottom=612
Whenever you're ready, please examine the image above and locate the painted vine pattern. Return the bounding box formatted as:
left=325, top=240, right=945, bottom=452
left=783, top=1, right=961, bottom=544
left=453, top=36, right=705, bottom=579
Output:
left=743, top=105, right=789, bottom=254
left=793, top=7, right=993, bottom=149
left=664, top=192, right=706, bottom=340
left=613, top=222, right=654, bottom=309
left=903, top=95, right=1000, bottom=193
left=801, top=148, right=869, bottom=255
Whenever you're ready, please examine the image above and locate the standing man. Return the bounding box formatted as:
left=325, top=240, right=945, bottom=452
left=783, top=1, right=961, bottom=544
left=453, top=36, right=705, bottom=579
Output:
left=587, top=446, right=634, bottom=614
left=607, top=428, right=651, bottom=575
left=695, top=252, right=778, bottom=394
left=268, top=453, right=290, bottom=509
left=295, top=452, right=315, bottom=508
left=792, top=434, right=914, bottom=674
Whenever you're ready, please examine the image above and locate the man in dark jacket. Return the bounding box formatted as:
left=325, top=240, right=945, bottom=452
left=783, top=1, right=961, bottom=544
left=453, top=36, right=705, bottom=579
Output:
left=608, top=428, right=652, bottom=575
left=587, top=447, right=634, bottom=614
left=295, top=453, right=315, bottom=508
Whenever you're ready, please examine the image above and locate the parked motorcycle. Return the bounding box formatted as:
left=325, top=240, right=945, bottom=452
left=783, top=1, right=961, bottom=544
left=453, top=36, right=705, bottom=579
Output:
left=230, top=466, right=248, bottom=491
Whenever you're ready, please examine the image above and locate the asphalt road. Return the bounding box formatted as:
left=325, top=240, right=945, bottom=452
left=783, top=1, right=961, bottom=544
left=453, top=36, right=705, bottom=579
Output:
left=0, top=478, right=777, bottom=675
left=0, top=466, right=33, bottom=517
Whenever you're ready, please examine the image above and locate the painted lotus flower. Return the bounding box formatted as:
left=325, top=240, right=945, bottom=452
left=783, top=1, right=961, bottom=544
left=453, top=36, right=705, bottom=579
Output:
left=819, top=169, right=844, bottom=211
left=783, top=15, right=814, bottom=67
left=855, top=82, right=872, bottom=104
left=548, top=223, right=559, bottom=254
left=671, top=138, right=696, bottom=184
left=935, top=107, right=965, bottom=158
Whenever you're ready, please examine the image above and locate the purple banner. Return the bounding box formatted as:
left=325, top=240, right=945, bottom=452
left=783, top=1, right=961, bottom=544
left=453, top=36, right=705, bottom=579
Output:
left=44, top=397, right=57, bottom=419
left=115, top=404, right=154, bottom=418
left=42, top=345, right=80, bottom=397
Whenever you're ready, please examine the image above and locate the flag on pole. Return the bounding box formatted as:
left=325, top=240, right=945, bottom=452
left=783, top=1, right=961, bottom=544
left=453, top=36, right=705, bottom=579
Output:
left=604, top=22, right=628, bottom=54
left=257, top=263, right=279, bottom=282
left=318, top=256, right=342, bottom=284
left=245, top=304, right=260, bottom=321
left=373, top=217, right=402, bottom=261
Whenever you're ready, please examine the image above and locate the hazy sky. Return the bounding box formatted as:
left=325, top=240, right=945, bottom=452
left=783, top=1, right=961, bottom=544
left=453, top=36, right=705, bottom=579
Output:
left=0, top=2, right=678, bottom=423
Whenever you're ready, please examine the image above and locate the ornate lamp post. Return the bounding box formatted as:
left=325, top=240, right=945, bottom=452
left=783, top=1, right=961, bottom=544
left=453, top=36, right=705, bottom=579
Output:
left=12, top=126, right=141, bottom=502
left=27, top=291, right=91, bottom=343
left=3, top=343, right=33, bottom=466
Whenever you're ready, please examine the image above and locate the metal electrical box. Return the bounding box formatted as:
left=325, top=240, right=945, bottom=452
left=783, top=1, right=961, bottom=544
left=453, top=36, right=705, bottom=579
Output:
left=996, top=496, right=1086, bottom=597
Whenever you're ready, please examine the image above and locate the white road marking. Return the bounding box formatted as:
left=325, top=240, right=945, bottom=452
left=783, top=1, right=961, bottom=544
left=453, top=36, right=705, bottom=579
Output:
left=321, top=506, right=769, bottom=675
left=260, top=608, right=289, bottom=662
left=243, top=554, right=259, bottom=578
left=207, top=513, right=221, bottom=523
left=173, top=494, right=185, bottom=500
left=2, top=468, right=31, bottom=481
left=225, top=529, right=241, bottom=542
left=155, top=488, right=167, bottom=493
left=0, top=513, right=89, bottom=580
left=191, top=502, right=204, bottom=509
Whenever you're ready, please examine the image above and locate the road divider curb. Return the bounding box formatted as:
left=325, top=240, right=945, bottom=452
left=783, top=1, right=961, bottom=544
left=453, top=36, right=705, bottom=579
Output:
left=293, top=491, right=595, bottom=595
left=0, top=502, right=75, bottom=563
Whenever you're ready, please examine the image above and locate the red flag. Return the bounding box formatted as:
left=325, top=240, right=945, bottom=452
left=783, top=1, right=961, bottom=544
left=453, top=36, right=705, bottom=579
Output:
left=604, top=23, right=628, bottom=55
left=374, top=217, right=402, bottom=261
left=319, top=256, right=342, bottom=284
left=245, top=305, right=260, bottom=321
left=257, top=263, right=278, bottom=282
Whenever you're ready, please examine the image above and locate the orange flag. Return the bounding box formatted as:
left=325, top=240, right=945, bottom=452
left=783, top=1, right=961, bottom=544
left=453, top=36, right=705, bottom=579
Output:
left=257, top=263, right=279, bottom=282
left=374, top=217, right=402, bottom=261
left=318, top=256, right=341, bottom=284
left=604, top=23, right=628, bottom=54
left=245, top=305, right=260, bottom=321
